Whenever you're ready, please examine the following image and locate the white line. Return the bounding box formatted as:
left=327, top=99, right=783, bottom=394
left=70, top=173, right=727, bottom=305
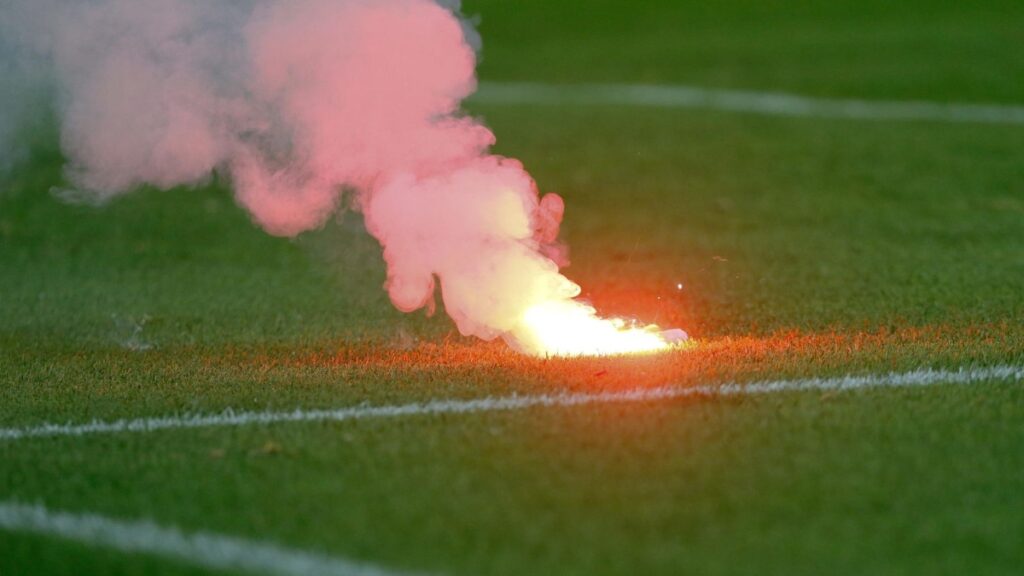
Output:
left=472, top=82, right=1024, bottom=125
left=1, top=364, right=1021, bottom=442
left=0, top=501, right=425, bottom=576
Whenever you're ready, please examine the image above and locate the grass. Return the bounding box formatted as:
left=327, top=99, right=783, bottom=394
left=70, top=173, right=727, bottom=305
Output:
left=2, top=0, right=1024, bottom=574
left=467, top=0, right=1024, bottom=103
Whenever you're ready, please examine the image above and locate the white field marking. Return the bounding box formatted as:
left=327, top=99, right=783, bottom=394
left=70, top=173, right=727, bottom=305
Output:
left=1, top=364, right=1021, bottom=443
left=472, top=82, right=1024, bottom=125
left=0, top=501, right=425, bottom=576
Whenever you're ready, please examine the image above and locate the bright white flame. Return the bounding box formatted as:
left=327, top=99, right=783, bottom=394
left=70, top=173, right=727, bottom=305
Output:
left=511, top=300, right=672, bottom=357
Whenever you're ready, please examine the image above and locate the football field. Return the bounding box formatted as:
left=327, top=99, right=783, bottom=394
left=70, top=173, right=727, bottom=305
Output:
left=2, top=0, right=1024, bottom=574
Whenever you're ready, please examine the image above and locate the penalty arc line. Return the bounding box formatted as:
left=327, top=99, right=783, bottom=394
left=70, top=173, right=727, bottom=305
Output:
left=0, top=501, right=428, bottom=576
left=472, top=82, right=1024, bottom=126
left=1, top=364, right=1022, bottom=442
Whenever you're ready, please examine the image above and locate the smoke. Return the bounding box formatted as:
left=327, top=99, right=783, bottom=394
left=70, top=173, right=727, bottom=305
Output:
left=0, top=0, right=582, bottom=349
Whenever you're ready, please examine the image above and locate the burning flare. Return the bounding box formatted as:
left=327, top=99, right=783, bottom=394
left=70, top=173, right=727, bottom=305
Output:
left=0, top=0, right=689, bottom=357
left=514, top=300, right=674, bottom=357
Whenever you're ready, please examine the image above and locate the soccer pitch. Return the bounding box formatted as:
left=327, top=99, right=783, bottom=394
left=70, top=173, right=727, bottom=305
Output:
left=2, top=0, right=1024, bottom=574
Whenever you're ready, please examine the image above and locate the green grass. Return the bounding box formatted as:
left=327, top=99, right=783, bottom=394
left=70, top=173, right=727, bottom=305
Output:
left=467, top=0, right=1024, bottom=103
left=2, top=0, right=1024, bottom=574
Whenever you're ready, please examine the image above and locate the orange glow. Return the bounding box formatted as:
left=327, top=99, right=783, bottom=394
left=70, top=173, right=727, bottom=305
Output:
left=514, top=300, right=677, bottom=357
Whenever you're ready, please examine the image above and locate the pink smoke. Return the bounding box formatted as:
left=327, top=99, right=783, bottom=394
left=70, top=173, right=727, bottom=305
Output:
left=1, top=0, right=585, bottom=350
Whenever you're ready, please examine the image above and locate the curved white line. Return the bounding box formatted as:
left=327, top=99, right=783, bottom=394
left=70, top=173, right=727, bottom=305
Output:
left=472, top=82, right=1024, bottom=125
left=1, top=364, right=1021, bottom=442
left=0, top=501, right=427, bottom=576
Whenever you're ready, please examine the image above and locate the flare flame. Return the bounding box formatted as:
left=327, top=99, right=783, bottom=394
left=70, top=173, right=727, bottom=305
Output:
left=512, top=300, right=673, bottom=357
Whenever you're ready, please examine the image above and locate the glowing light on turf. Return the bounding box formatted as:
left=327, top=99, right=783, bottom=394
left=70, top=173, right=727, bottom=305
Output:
left=513, top=300, right=671, bottom=357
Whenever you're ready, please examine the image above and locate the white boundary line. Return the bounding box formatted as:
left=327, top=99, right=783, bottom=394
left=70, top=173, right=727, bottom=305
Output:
left=473, top=82, right=1024, bottom=125
left=0, top=501, right=426, bottom=576
left=1, top=364, right=1021, bottom=442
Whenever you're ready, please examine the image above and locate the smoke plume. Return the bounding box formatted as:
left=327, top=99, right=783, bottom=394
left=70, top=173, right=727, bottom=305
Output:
left=0, top=0, right=588, bottom=351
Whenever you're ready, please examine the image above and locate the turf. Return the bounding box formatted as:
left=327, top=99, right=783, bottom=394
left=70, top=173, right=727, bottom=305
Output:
left=468, top=0, right=1024, bottom=103
left=2, top=0, right=1023, bottom=574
